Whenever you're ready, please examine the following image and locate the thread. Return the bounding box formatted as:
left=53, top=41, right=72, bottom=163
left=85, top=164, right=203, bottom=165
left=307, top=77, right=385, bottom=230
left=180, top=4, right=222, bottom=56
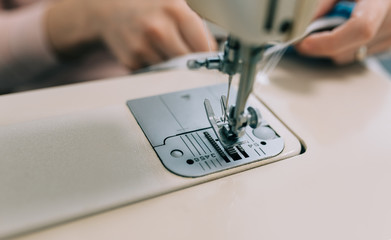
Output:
left=256, top=43, right=288, bottom=84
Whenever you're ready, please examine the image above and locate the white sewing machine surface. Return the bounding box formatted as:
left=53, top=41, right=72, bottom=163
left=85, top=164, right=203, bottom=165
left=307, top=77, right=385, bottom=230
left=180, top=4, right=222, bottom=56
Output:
left=0, top=77, right=301, bottom=238
left=1, top=54, right=391, bottom=239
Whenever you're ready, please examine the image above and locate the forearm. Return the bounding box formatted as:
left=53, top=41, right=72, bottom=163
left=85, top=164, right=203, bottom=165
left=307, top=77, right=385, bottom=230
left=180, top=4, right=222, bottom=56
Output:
left=0, top=1, right=57, bottom=89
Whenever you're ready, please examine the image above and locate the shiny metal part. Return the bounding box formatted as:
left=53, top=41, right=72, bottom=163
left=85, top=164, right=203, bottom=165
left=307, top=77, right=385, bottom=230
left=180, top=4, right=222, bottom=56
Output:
left=204, top=99, right=246, bottom=148
left=247, top=107, right=262, bottom=129
left=188, top=36, right=265, bottom=147
left=204, top=97, right=263, bottom=149
left=187, top=36, right=240, bottom=75
left=225, top=75, right=233, bottom=122
left=221, top=37, right=240, bottom=75
left=229, top=43, right=264, bottom=137
left=220, top=95, right=228, bottom=122
left=127, top=84, right=286, bottom=178
left=187, top=56, right=222, bottom=70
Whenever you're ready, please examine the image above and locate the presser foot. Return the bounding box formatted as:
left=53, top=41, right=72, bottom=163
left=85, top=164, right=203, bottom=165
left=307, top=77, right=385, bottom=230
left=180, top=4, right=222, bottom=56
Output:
left=204, top=97, right=262, bottom=149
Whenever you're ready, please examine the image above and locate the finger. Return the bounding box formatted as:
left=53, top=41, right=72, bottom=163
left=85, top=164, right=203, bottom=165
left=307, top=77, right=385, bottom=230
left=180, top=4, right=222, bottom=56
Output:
left=102, top=29, right=136, bottom=68
left=178, top=10, right=218, bottom=52
left=296, top=0, right=389, bottom=58
left=367, top=36, right=391, bottom=56
left=365, top=8, right=391, bottom=47
left=170, top=2, right=217, bottom=52
left=329, top=36, right=391, bottom=65
left=147, top=16, right=192, bottom=58
left=367, top=31, right=391, bottom=51
left=123, top=34, right=166, bottom=69
left=313, top=0, right=339, bottom=19
left=332, top=49, right=355, bottom=65
left=140, top=47, right=165, bottom=66
left=132, top=38, right=165, bottom=66
left=103, top=29, right=147, bottom=70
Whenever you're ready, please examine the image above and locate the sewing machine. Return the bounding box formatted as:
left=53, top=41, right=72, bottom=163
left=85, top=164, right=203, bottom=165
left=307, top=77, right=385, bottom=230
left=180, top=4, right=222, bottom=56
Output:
left=186, top=0, right=317, bottom=148
left=2, top=1, right=391, bottom=240
left=127, top=0, right=317, bottom=177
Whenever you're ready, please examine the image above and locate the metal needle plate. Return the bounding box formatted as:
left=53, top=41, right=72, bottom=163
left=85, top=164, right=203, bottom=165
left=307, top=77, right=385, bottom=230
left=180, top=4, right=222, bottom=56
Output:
left=127, top=84, right=284, bottom=177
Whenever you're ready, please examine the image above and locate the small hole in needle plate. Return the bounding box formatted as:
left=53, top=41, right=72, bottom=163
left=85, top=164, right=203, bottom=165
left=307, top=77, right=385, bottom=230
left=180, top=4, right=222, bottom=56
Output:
left=186, top=159, right=194, bottom=165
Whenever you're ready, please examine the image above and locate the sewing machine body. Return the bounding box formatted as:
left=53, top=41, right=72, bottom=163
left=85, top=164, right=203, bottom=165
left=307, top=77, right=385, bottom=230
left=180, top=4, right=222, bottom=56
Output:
left=0, top=75, right=301, bottom=238
left=1, top=57, right=391, bottom=239
left=187, top=0, right=317, bottom=45
left=184, top=0, right=318, bottom=148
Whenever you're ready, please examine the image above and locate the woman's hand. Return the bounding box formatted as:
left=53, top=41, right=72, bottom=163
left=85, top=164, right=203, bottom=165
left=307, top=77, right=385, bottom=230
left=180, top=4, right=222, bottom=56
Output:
left=46, top=0, right=216, bottom=69
left=296, top=0, right=391, bottom=64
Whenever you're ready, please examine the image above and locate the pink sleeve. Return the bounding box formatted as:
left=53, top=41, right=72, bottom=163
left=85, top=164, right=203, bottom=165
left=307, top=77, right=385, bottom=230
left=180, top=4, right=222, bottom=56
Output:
left=0, top=1, right=58, bottom=90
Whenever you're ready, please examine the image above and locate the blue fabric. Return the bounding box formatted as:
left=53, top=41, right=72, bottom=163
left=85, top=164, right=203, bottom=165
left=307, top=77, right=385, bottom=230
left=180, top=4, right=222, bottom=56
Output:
left=326, top=1, right=355, bottom=19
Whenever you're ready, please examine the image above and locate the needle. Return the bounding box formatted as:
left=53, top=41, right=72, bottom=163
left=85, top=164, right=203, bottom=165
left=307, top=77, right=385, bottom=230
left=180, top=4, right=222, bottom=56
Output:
left=224, top=74, right=233, bottom=122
